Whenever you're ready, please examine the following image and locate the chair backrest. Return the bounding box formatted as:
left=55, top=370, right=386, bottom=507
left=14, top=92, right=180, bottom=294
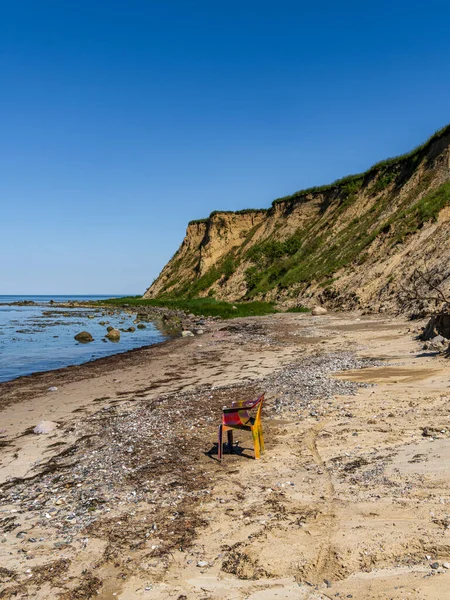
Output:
left=254, top=393, right=264, bottom=423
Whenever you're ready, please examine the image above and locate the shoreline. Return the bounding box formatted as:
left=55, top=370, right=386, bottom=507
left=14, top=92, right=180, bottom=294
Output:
left=2, top=311, right=450, bottom=599
left=0, top=335, right=180, bottom=411
left=0, top=300, right=198, bottom=387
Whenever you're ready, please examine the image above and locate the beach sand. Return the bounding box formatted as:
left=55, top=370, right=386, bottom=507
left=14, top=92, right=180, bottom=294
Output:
left=1, top=312, right=450, bottom=599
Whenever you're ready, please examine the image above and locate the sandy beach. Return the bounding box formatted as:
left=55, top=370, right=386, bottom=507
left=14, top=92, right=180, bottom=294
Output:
left=1, top=311, right=450, bottom=599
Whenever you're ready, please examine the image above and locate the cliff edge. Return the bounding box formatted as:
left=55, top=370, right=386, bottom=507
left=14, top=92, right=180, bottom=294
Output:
left=145, top=126, right=450, bottom=311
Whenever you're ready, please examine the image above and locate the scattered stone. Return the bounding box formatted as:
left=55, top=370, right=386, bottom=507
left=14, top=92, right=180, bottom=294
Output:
left=422, top=427, right=442, bottom=438
left=312, top=306, right=327, bottom=316
left=48, top=386, right=58, bottom=392
left=443, top=562, right=450, bottom=569
left=194, top=329, right=204, bottom=335
left=33, top=421, right=58, bottom=434
left=182, top=330, right=194, bottom=337
left=137, top=323, right=146, bottom=329
left=74, top=331, right=94, bottom=343
left=430, top=562, right=440, bottom=569
left=106, top=326, right=114, bottom=332
left=267, top=352, right=381, bottom=417
left=197, top=561, right=209, bottom=567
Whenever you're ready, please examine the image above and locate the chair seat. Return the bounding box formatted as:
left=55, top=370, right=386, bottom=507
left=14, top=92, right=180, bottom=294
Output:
left=222, top=410, right=253, bottom=427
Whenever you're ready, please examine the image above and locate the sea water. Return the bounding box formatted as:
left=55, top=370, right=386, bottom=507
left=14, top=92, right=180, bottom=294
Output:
left=0, top=295, right=168, bottom=383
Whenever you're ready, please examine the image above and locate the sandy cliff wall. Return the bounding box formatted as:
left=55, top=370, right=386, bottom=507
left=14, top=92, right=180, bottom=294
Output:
left=144, top=126, right=450, bottom=311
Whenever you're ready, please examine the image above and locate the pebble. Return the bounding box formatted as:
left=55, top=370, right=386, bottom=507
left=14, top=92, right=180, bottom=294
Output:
left=48, top=386, right=58, bottom=392
left=267, top=353, right=382, bottom=417
left=197, top=561, right=209, bottom=567
left=430, top=562, right=440, bottom=569
left=33, top=420, right=58, bottom=434
left=443, top=562, right=450, bottom=569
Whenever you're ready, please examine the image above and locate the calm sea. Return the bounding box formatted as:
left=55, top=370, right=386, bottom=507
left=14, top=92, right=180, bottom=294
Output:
left=0, top=295, right=168, bottom=383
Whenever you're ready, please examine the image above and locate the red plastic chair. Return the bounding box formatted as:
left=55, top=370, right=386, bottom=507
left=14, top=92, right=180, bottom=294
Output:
left=218, top=393, right=265, bottom=460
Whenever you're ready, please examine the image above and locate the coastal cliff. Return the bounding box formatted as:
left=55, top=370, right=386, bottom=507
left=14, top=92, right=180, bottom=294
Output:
left=145, top=126, right=450, bottom=310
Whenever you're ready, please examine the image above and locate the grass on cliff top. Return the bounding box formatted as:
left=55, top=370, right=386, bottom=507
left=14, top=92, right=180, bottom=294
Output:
left=189, top=124, right=450, bottom=225
left=270, top=124, right=450, bottom=206
left=100, top=296, right=278, bottom=319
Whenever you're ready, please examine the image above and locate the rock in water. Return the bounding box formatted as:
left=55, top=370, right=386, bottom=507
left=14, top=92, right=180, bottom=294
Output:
left=33, top=420, right=58, bottom=434
left=106, top=328, right=121, bottom=340
left=137, top=323, right=146, bottom=329
left=74, top=331, right=94, bottom=343
left=312, top=306, right=327, bottom=316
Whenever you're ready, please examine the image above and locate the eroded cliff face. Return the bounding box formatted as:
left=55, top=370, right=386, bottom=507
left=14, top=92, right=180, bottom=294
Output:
left=144, top=126, right=450, bottom=311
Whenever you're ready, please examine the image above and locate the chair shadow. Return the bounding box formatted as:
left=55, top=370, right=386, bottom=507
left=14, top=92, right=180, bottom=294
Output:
left=205, top=442, right=255, bottom=462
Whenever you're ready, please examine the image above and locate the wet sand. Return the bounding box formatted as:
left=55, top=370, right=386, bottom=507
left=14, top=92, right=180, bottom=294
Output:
left=1, top=312, right=450, bottom=599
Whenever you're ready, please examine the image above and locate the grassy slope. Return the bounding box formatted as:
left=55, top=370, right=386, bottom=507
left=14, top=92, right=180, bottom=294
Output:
left=244, top=180, right=450, bottom=296
left=100, top=296, right=279, bottom=319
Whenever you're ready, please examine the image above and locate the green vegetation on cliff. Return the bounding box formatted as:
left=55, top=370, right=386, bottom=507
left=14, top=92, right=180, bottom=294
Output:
left=242, top=181, right=450, bottom=296
left=145, top=124, right=450, bottom=305
left=270, top=124, right=450, bottom=206
left=101, top=296, right=277, bottom=319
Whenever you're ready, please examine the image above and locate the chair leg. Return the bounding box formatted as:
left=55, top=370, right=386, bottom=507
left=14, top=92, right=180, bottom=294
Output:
left=218, top=425, right=223, bottom=461
left=259, top=425, right=265, bottom=454
left=252, top=426, right=261, bottom=459
left=227, top=430, right=234, bottom=454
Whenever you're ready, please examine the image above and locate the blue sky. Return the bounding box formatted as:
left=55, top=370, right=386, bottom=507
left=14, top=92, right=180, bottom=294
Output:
left=1, top=0, right=449, bottom=294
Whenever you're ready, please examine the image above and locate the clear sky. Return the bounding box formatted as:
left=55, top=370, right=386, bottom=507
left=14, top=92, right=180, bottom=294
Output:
left=1, top=0, right=449, bottom=294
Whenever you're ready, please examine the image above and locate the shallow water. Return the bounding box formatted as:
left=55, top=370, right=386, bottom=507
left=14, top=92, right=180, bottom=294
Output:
left=0, top=295, right=167, bottom=383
